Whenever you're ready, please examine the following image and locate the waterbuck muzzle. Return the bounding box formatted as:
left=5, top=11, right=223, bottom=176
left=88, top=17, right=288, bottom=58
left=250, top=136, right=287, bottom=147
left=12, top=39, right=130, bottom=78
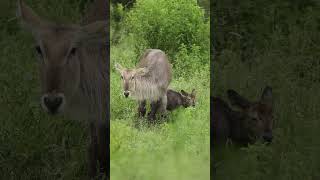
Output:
left=41, top=93, right=65, bottom=114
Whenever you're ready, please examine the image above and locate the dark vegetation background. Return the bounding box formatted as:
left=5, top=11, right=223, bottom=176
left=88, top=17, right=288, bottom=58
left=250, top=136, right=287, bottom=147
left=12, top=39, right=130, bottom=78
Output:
left=212, top=0, right=320, bottom=179
left=0, top=0, right=103, bottom=179
left=110, top=0, right=210, bottom=179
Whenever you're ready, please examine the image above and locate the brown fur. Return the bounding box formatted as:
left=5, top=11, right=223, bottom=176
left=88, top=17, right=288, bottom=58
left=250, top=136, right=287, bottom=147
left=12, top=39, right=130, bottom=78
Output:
left=166, top=89, right=196, bottom=111
left=212, top=86, right=274, bottom=145
left=17, top=0, right=109, bottom=178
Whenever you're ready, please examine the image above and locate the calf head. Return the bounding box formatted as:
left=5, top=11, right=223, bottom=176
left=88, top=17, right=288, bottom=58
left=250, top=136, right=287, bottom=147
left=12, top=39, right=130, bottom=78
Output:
left=227, top=86, right=273, bottom=143
left=180, top=89, right=196, bottom=108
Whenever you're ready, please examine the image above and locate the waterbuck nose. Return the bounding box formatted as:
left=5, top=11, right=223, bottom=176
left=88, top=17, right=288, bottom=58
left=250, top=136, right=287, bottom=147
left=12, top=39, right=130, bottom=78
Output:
left=43, top=95, right=63, bottom=114
left=124, top=91, right=129, bottom=98
left=262, top=131, right=273, bottom=143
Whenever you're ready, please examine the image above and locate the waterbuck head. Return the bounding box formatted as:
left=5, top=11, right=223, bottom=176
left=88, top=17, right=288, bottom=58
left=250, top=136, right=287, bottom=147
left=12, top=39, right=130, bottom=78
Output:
left=227, top=86, right=273, bottom=143
left=180, top=89, right=196, bottom=107
left=115, top=63, right=148, bottom=98
left=17, top=0, right=106, bottom=114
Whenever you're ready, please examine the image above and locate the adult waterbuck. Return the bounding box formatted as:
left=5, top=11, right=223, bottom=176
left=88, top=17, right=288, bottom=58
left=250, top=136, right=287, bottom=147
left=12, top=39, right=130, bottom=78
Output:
left=17, top=0, right=109, bottom=178
left=212, top=86, right=274, bottom=145
left=115, top=49, right=172, bottom=121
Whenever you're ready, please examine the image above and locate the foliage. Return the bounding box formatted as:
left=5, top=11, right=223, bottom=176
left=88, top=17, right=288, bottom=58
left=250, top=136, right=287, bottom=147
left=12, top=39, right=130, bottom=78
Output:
left=174, top=44, right=209, bottom=77
left=125, top=0, right=209, bottom=58
left=111, top=0, right=135, bottom=9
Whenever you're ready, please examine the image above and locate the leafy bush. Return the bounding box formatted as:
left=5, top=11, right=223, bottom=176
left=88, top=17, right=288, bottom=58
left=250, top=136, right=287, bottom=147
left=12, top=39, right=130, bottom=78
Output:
left=126, top=0, right=209, bottom=58
left=111, top=0, right=136, bottom=8
left=174, top=44, right=208, bottom=77
left=111, top=3, right=126, bottom=43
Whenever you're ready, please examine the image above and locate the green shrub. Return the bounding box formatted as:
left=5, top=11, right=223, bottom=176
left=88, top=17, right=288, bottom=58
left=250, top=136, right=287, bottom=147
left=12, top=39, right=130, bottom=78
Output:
left=126, top=0, right=209, bottom=58
left=174, top=44, right=208, bottom=77
left=111, top=0, right=136, bottom=8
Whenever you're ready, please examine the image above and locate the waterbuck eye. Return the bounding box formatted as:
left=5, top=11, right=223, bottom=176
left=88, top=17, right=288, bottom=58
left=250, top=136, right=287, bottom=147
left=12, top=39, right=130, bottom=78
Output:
left=35, top=46, right=42, bottom=56
left=131, top=76, right=135, bottom=80
left=121, top=76, right=123, bottom=79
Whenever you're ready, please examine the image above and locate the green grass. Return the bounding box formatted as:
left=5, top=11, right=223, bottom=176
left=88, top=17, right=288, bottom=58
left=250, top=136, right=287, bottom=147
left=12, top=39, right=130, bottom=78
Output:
left=110, top=35, right=210, bottom=180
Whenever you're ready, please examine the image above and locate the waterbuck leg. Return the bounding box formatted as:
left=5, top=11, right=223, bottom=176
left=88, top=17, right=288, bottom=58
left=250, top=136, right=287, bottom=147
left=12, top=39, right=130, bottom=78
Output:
left=97, top=122, right=109, bottom=179
left=88, top=122, right=98, bottom=178
left=138, top=100, right=146, bottom=117
left=148, top=100, right=161, bottom=121
left=159, top=95, right=168, bottom=118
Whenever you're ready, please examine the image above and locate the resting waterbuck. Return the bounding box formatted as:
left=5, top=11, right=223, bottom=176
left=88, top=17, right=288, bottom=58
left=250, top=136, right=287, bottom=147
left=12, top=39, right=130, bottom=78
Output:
left=212, top=86, right=273, bottom=145
left=115, top=49, right=172, bottom=120
left=17, top=0, right=109, bottom=178
left=166, top=89, right=196, bottom=111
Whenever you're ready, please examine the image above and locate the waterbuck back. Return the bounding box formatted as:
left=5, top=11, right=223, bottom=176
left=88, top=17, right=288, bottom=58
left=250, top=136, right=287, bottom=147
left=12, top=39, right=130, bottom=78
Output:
left=134, top=49, right=172, bottom=101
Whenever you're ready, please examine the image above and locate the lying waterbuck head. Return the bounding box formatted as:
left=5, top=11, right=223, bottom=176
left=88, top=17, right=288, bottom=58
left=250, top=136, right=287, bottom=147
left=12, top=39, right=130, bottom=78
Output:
left=180, top=89, right=196, bottom=107
left=17, top=0, right=106, bottom=114
left=227, top=86, right=274, bottom=142
left=115, top=63, right=148, bottom=98
left=166, top=89, right=196, bottom=111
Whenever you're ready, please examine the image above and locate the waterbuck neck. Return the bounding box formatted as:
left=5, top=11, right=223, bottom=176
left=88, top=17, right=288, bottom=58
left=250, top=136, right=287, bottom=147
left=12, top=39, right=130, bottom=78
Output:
left=130, top=77, right=164, bottom=101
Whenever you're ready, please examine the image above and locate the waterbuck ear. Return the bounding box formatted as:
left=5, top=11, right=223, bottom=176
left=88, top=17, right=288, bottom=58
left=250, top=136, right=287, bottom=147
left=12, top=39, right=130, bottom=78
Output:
left=17, top=0, right=50, bottom=33
left=115, top=63, right=123, bottom=72
left=261, top=86, right=273, bottom=107
left=191, top=89, right=196, bottom=97
left=227, top=89, right=251, bottom=109
left=180, top=90, right=188, bottom=96
left=78, top=21, right=107, bottom=44
left=81, top=21, right=107, bottom=34
left=135, top=67, right=149, bottom=76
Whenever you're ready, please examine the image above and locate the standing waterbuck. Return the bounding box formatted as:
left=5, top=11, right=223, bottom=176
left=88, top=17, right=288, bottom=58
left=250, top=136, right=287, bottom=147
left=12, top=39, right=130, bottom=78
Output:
left=17, top=0, right=109, bottom=178
left=212, top=86, right=274, bottom=145
left=115, top=49, right=172, bottom=121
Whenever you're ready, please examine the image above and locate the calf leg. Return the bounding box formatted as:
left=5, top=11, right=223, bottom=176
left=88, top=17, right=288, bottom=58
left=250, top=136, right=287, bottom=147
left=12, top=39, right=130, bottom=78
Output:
left=138, top=100, right=146, bottom=117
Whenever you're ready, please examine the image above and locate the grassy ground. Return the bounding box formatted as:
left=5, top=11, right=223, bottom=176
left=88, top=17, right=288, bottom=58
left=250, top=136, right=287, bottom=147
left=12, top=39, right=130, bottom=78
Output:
left=0, top=1, right=95, bottom=179
left=110, top=36, right=210, bottom=180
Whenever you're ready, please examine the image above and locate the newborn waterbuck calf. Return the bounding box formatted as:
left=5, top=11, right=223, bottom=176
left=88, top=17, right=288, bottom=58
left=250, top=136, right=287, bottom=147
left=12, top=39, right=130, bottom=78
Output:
left=17, top=0, right=109, bottom=178
left=212, top=86, right=273, bottom=145
left=166, top=89, right=196, bottom=111
left=115, top=49, right=172, bottom=121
